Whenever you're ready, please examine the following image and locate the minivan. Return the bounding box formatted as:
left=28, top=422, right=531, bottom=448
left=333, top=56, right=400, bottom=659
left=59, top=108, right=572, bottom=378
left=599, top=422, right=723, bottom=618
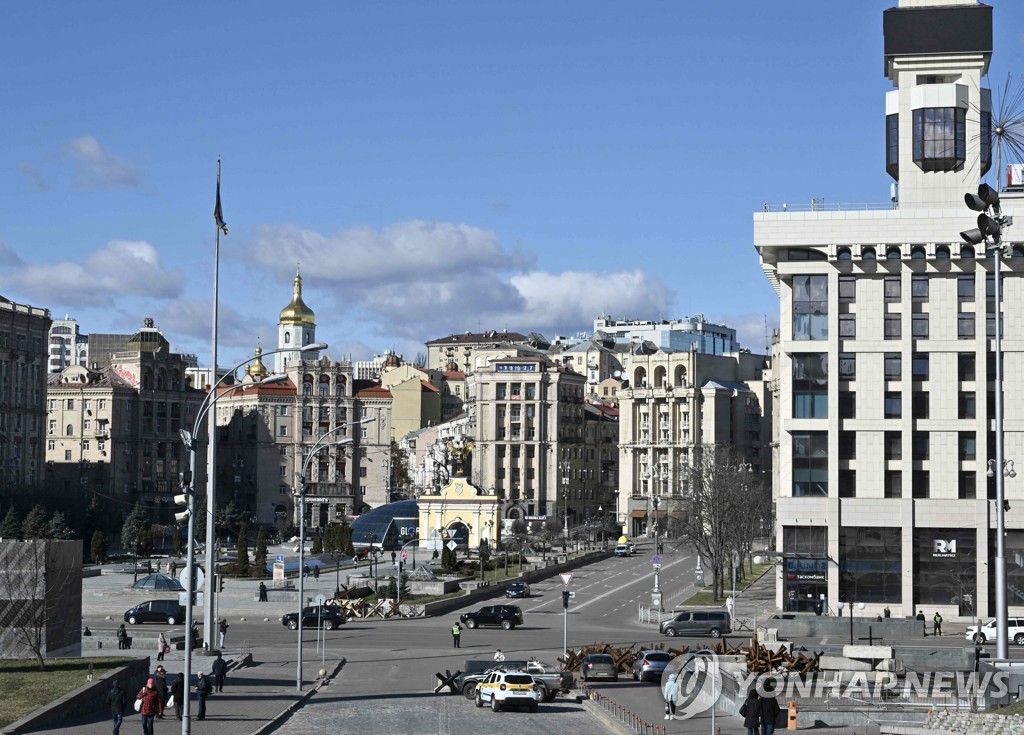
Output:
left=660, top=609, right=731, bottom=638
left=124, top=599, right=186, bottom=625
left=614, top=544, right=630, bottom=557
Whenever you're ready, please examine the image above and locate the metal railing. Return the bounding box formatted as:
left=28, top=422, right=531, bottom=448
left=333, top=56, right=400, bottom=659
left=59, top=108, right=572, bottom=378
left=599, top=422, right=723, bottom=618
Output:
left=760, top=201, right=897, bottom=213
left=579, top=682, right=666, bottom=735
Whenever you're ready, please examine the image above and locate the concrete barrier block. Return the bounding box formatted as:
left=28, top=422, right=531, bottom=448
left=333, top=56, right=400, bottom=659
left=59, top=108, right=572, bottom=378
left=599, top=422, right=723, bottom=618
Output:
left=818, top=655, right=873, bottom=671
left=842, top=644, right=893, bottom=659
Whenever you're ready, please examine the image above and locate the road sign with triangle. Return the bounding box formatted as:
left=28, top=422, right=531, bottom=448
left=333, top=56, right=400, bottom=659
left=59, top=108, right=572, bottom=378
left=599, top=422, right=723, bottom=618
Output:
left=559, top=573, right=573, bottom=587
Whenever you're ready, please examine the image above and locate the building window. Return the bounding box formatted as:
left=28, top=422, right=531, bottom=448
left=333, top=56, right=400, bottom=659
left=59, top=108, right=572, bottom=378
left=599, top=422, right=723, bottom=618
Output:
left=884, top=353, right=901, bottom=381
left=279, top=425, right=288, bottom=436
left=959, top=392, right=976, bottom=419
left=912, top=432, right=929, bottom=461
left=839, top=276, right=856, bottom=303
left=886, top=113, right=899, bottom=180
left=839, top=432, right=856, bottom=460
left=792, top=354, right=828, bottom=419
left=840, top=527, right=902, bottom=602
left=911, top=354, right=929, bottom=381
left=792, top=275, right=828, bottom=340
left=959, top=432, right=976, bottom=461
left=884, top=277, right=901, bottom=301
left=959, top=353, right=976, bottom=382
left=279, top=465, right=287, bottom=477
left=838, top=470, right=856, bottom=498
left=885, top=470, right=902, bottom=498
left=959, top=471, right=976, bottom=499
left=911, top=275, right=928, bottom=301
left=838, top=392, right=856, bottom=419
left=360, top=466, right=367, bottom=478
left=912, top=107, right=966, bottom=171
left=839, top=315, right=856, bottom=338
left=912, top=391, right=929, bottom=419
left=792, top=432, right=828, bottom=497
left=911, top=314, right=929, bottom=338
left=838, top=353, right=856, bottom=381
left=987, top=314, right=997, bottom=338
left=981, top=109, right=992, bottom=175
left=884, top=393, right=902, bottom=419
left=958, top=315, right=976, bottom=340
left=279, top=406, right=288, bottom=416
left=914, top=529, right=975, bottom=606
left=66, top=424, right=74, bottom=436
left=958, top=275, right=974, bottom=301
left=884, top=315, right=901, bottom=340
left=65, top=450, right=72, bottom=461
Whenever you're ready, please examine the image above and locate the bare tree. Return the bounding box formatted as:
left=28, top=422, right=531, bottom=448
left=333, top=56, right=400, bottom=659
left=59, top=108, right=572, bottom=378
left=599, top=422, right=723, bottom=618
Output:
left=0, top=540, right=75, bottom=669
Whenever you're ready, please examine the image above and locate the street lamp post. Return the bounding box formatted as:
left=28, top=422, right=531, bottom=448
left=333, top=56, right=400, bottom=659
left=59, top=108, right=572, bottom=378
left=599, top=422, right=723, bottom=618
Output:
left=560, top=460, right=570, bottom=549
left=962, top=183, right=1015, bottom=659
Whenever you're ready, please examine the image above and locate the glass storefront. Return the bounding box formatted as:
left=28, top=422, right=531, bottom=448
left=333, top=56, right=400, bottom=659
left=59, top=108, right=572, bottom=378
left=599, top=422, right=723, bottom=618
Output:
left=914, top=528, right=975, bottom=614
left=992, top=530, right=1024, bottom=615
left=783, top=526, right=828, bottom=612
left=839, top=527, right=902, bottom=604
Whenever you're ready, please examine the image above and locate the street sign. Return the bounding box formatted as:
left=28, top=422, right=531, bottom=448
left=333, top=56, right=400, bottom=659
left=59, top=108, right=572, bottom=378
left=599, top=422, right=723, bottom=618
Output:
left=275, top=554, right=284, bottom=563
left=652, top=555, right=661, bottom=564
left=314, top=594, right=327, bottom=606
left=446, top=540, right=458, bottom=551
left=568, top=591, right=576, bottom=598
left=559, top=572, right=573, bottom=587
left=653, top=563, right=662, bottom=570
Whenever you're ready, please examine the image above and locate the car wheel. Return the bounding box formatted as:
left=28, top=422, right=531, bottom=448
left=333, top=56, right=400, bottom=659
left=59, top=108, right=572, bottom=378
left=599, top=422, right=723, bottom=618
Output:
left=665, top=627, right=677, bottom=637
left=1015, top=633, right=1024, bottom=647
left=465, top=619, right=477, bottom=629
left=463, top=683, right=478, bottom=700
left=475, top=692, right=483, bottom=708
left=323, top=620, right=335, bottom=631
left=974, top=633, right=986, bottom=644
left=167, top=617, right=177, bottom=626
left=710, top=628, right=721, bottom=638
left=491, top=696, right=500, bottom=712
left=128, top=616, right=138, bottom=625
left=536, top=684, right=549, bottom=701
left=501, top=620, right=513, bottom=630
left=287, top=619, right=298, bottom=630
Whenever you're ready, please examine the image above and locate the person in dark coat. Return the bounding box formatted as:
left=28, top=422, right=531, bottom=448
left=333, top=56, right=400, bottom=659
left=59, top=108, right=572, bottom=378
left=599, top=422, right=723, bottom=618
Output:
left=169, top=673, right=185, bottom=721
left=916, top=610, right=927, bottom=636
left=211, top=652, right=227, bottom=692
left=153, top=666, right=168, bottom=718
left=758, top=681, right=781, bottom=735
left=135, top=678, right=161, bottom=735
left=195, top=671, right=211, bottom=720
left=739, top=688, right=760, bottom=735
left=116, top=623, right=128, bottom=650
left=107, top=679, right=128, bottom=735
left=258, top=581, right=268, bottom=601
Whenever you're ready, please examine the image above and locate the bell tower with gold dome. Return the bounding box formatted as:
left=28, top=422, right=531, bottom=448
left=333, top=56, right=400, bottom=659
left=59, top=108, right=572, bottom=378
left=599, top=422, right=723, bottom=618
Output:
left=277, top=269, right=320, bottom=372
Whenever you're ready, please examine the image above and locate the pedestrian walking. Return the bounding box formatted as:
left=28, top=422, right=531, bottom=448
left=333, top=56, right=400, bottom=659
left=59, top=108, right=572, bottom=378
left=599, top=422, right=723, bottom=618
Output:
left=106, top=679, right=128, bottom=735
left=195, top=672, right=211, bottom=720
left=211, top=652, right=227, bottom=692
left=663, top=672, right=680, bottom=720
left=116, top=623, right=128, bottom=650
left=493, top=648, right=505, bottom=662
left=191, top=620, right=200, bottom=647
left=135, top=678, right=161, bottom=735
left=169, top=561, right=177, bottom=577
left=739, top=688, right=761, bottom=735
left=313, top=565, right=320, bottom=580
left=218, top=618, right=229, bottom=648
left=169, top=673, right=184, bottom=721
left=259, top=581, right=268, bottom=602
left=153, top=666, right=168, bottom=718
left=391, top=551, right=397, bottom=565
left=933, top=611, right=943, bottom=636
left=157, top=632, right=168, bottom=662
left=916, top=610, right=927, bottom=636
left=883, top=605, right=891, bottom=619
left=759, top=680, right=781, bottom=735
left=451, top=621, right=462, bottom=648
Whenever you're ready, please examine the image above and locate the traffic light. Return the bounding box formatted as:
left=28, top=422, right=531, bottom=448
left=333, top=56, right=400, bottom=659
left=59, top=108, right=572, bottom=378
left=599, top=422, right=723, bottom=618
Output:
left=218, top=574, right=225, bottom=592
left=962, top=183, right=1010, bottom=245
left=562, top=589, right=570, bottom=609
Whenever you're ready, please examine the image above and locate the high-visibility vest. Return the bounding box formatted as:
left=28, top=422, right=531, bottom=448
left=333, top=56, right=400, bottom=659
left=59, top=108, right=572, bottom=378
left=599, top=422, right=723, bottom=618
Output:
left=452, top=625, right=461, bottom=635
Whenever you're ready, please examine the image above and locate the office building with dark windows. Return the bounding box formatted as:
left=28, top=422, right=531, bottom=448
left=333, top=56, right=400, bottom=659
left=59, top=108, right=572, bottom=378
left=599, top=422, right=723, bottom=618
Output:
left=755, top=0, right=1024, bottom=617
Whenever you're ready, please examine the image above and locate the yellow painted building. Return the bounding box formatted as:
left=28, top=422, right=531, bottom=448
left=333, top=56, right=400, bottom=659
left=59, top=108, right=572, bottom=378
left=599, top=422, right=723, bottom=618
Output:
left=418, top=475, right=502, bottom=551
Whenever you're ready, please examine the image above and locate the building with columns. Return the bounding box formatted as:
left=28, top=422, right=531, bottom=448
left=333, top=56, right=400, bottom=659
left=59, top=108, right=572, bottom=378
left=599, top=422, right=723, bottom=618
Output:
left=755, top=0, right=1021, bottom=617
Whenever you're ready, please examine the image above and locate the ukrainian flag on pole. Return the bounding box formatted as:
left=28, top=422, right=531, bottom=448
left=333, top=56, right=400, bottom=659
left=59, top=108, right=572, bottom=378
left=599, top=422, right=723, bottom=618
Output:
left=214, top=163, right=228, bottom=235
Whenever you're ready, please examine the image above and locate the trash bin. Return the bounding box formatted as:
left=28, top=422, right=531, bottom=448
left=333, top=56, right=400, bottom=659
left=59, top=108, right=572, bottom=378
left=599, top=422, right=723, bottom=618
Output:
left=787, top=700, right=798, bottom=730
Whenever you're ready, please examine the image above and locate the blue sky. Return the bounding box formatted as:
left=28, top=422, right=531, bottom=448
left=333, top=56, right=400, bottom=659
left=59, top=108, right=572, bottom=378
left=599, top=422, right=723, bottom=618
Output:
left=4, top=1, right=1023, bottom=368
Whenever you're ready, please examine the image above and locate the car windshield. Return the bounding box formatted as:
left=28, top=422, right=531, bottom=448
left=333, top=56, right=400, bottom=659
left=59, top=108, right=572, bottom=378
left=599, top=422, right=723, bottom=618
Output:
left=588, top=655, right=614, bottom=664
left=645, top=653, right=672, bottom=662
left=505, top=675, right=533, bottom=685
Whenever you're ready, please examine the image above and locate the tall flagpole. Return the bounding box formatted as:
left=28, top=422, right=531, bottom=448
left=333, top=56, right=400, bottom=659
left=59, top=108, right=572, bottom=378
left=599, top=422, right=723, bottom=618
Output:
left=204, top=159, right=227, bottom=650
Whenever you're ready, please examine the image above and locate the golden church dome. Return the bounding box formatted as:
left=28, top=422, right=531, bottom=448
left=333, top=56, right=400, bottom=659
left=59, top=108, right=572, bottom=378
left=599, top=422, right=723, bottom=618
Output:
left=279, top=271, right=316, bottom=325
left=246, top=345, right=269, bottom=379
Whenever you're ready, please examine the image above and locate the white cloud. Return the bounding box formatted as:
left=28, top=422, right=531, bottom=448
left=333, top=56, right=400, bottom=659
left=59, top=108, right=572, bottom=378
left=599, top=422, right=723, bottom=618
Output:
left=0, top=239, right=182, bottom=307
left=66, top=136, right=139, bottom=189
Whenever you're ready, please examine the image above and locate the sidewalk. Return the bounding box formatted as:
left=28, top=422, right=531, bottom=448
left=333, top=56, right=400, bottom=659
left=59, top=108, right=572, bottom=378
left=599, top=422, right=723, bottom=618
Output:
left=19, top=647, right=339, bottom=735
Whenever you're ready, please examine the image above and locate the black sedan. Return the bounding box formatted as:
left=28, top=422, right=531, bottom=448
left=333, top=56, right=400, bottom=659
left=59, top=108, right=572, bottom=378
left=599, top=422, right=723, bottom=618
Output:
left=505, top=581, right=531, bottom=598
left=281, top=605, right=347, bottom=630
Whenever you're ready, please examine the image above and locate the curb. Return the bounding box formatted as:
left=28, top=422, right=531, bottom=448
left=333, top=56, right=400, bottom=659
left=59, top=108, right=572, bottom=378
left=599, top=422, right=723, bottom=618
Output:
left=248, top=656, right=346, bottom=735
left=581, top=696, right=638, bottom=735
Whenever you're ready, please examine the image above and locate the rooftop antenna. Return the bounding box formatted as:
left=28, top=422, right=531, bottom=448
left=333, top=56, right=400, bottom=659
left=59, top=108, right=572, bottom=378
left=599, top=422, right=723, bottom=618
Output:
left=764, top=315, right=770, bottom=354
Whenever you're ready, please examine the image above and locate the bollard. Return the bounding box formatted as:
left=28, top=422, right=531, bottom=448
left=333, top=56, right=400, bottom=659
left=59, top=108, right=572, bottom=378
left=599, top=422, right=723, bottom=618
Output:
left=787, top=700, right=798, bottom=730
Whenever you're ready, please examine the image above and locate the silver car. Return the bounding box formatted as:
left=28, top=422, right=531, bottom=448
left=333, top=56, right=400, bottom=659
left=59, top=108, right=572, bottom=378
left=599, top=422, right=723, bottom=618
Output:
left=581, top=653, right=618, bottom=681
left=632, top=650, right=672, bottom=682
